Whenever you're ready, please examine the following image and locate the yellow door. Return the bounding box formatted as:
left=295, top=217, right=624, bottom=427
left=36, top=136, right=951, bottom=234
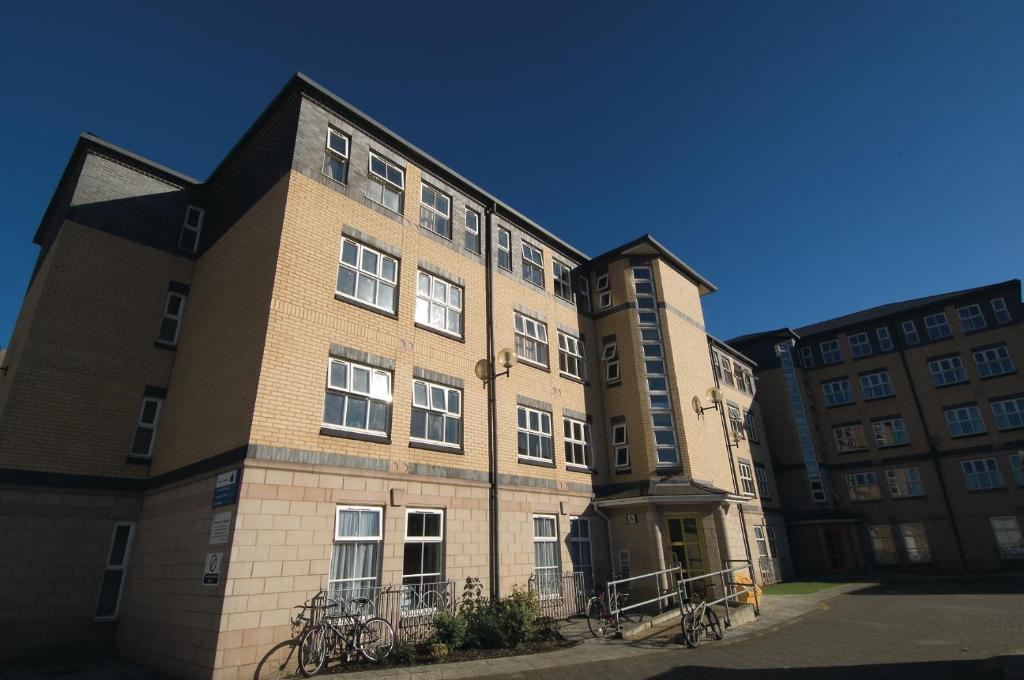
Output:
left=664, top=514, right=708, bottom=579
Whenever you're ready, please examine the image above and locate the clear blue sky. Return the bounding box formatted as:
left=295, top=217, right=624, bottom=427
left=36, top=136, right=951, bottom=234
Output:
left=1, top=0, right=1021, bottom=346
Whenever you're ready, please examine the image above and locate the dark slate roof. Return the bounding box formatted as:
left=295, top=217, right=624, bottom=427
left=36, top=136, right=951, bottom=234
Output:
left=585, top=234, right=717, bottom=295
left=596, top=476, right=733, bottom=501
left=727, top=328, right=797, bottom=347
left=707, top=333, right=757, bottom=367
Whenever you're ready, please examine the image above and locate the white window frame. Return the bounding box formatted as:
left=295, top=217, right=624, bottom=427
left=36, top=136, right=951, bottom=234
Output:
left=974, top=345, right=1015, bottom=378
left=596, top=273, right=611, bottom=309
left=753, top=525, right=768, bottom=557
left=744, top=410, right=759, bottom=442
left=602, top=341, right=620, bottom=384
left=755, top=464, right=770, bottom=498
left=521, top=241, right=544, bottom=288
left=868, top=525, right=898, bottom=564
left=924, top=312, right=952, bottom=340
left=820, top=339, right=841, bottom=364
left=822, top=378, right=854, bottom=407
left=961, top=457, right=1003, bottom=490
left=366, top=152, right=405, bottom=213
left=323, top=128, right=350, bottom=184
left=552, top=259, right=573, bottom=302
left=992, top=397, right=1024, bottom=431
left=900, top=523, right=931, bottom=563
left=612, top=422, right=629, bottom=469
left=846, top=471, right=881, bottom=501
left=415, top=271, right=463, bottom=338
left=876, top=327, right=894, bottom=352
left=800, top=345, right=815, bottom=369
left=1010, top=452, right=1024, bottom=487
left=337, top=238, right=399, bottom=313
left=557, top=331, right=586, bottom=380
left=991, top=516, right=1024, bottom=560
left=157, top=291, right=187, bottom=346
left=872, top=417, right=909, bottom=447
left=848, top=332, right=872, bottom=358
left=496, top=227, right=512, bottom=271
left=833, top=424, right=867, bottom=453
left=532, top=515, right=560, bottom=598
left=129, top=397, right=163, bottom=459
left=410, top=379, right=461, bottom=448
left=464, top=208, right=481, bottom=253
left=568, top=516, right=593, bottom=587
left=720, top=356, right=735, bottom=386
left=330, top=506, right=383, bottom=601
left=945, top=405, right=986, bottom=438
left=957, top=304, right=986, bottom=332
left=94, top=521, right=136, bottom=621
left=514, top=312, right=549, bottom=368
left=179, top=205, right=204, bottom=253
left=739, top=461, right=756, bottom=495
left=401, top=508, right=445, bottom=613
left=419, top=183, right=452, bottom=239
left=991, top=297, right=1011, bottom=324
left=563, top=417, right=593, bottom=470
left=517, top=405, right=553, bottom=462
left=886, top=467, right=924, bottom=498
left=322, top=358, right=392, bottom=436
left=928, top=355, right=967, bottom=386
left=901, top=320, right=920, bottom=345
left=860, top=371, right=894, bottom=400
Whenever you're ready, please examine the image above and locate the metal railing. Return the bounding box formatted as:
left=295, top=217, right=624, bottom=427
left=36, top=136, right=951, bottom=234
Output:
left=527, top=571, right=588, bottom=620
left=328, top=580, right=457, bottom=643
left=758, top=556, right=783, bottom=585
left=606, top=564, right=683, bottom=626
left=677, top=563, right=760, bottom=628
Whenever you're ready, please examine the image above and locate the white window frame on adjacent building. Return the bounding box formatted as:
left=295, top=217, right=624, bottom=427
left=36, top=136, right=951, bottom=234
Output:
left=179, top=205, right=204, bottom=253
left=957, top=304, right=987, bottom=332
left=945, top=405, right=986, bottom=438
left=557, top=331, right=586, bottom=381
left=991, top=298, right=1011, bottom=324
left=848, top=332, right=872, bottom=358
left=833, top=424, right=867, bottom=453
left=553, top=260, right=573, bottom=302
left=974, top=345, right=1015, bottom=378
left=886, top=467, right=924, bottom=498
left=822, top=378, right=854, bottom=407
left=820, top=339, right=842, bottom=364
left=415, top=271, right=463, bottom=338
left=497, top=227, right=512, bottom=271
left=563, top=417, right=593, bottom=470
left=846, top=471, right=881, bottom=501
left=872, top=417, right=909, bottom=447
left=961, top=457, right=1003, bottom=491
left=924, top=312, right=952, bottom=340
left=900, top=523, right=931, bottom=563
left=337, top=238, right=399, bottom=314
left=991, top=517, right=1024, bottom=560
left=992, top=397, right=1024, bottom=431
left=366, top=152, right=405, bottom=214
left=514, top=312, right=549, bottom=368
left=95, top=521, right=136, bottom=621
left=532, top=515, right=560, bottom=597
left=602, top=341, right=620, bottom=384
left=156, top=291, right=187, bottom=346
left=612, top=421, right=629, bottom=469
left=928, top=355, right=967, bottom=386
left=860, top=371, right=894, bottom=400
left=868, top=525, right=898, bottom=564
left=322, top=358, right=392, bottom=437
left=739, top=461, right=756, bottom=495
left=401, top=508, right=445, bottom=613
left=720, top=356, right=735, bottom=386
left=129, top=397, right=162, bottom=459
left=419, top=183, right=452, bottom=239
left=410, top=380, right=461, bottom=448
left=577, top=276, right=590, bottom=312
left=876, top=327, right=894, bottom=352
left=800, top=346, right=815, bottom=369
left=1010, top=452, right=1024, bottom=487
left=753, top=525, right=769, bottom=558
left=518, top=405, right=553, bottom=462
left=323, top=128, right=350, bottom=184
left=521, top=241, right=544, bottom=288
left=901, top=320, right=920, bottom=345
left=464, top=208, right=481, bottom=254
left=754, top=463, right=770, bottom=498
left=330, top=506, right=383, bottom=602
left=596, top=273, right=611, bottom=309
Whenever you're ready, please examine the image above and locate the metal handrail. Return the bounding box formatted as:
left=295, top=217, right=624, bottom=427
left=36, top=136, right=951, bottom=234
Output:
left=676, top=563, right=760, bottom=627
left=606, top=564, right=682, bottom=625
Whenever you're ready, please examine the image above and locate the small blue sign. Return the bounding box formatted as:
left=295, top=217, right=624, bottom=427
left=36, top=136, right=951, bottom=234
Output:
left=212, top=469, right=240, bottom=508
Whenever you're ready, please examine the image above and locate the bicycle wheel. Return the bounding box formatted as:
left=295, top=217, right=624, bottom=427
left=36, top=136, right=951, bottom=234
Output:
left=680, top=613, right=699, bottom=648
left=298, top=625, right=329, bottom=677
left=586, top=597, right=610, bottom=638
left=357, top=617, right=395, bottom=662
left=704, top=607, right=723, bottom=641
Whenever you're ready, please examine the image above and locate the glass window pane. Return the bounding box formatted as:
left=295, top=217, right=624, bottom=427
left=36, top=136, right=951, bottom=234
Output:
left=330, top=361, right=348, bottom=390
left=368, top=402, right=388, bottom=432
left=352, top=367, right=370, bottom=393
left=345, top=397, right=368, bottom=429
left=337, top=266, right=356, bottom=295
left=342, top=241, right=358, bottom=266
left=356, top=275, right=376, bottom=304
left=324, top=393, right=345, bottom=425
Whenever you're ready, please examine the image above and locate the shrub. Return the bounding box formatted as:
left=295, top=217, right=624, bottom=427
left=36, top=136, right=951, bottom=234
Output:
left=497, top=586, right=541, bottom=646
left=429, top=642, right=449, bottom=661
left=390, top=641, right=417, bottom=666
left=458, top=577, right=486, bottom=616
left=432, top=610, right=468, bottom=649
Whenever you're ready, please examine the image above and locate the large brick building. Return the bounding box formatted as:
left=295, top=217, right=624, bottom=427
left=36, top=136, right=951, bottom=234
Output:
left=0, top=73, right=786, bottom=678
left=731, top=281, right=1023, bottom=577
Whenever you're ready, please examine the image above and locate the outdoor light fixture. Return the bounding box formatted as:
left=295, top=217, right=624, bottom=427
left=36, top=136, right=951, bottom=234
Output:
left=692, top=387, right=724, bottom=418
left=475, top=348, right=515, bottom=386
left=730, top=429, right=745, bottom=446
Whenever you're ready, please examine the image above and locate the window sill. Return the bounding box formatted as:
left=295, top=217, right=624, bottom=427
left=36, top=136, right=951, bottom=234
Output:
left=605, top=380, right=623, bottom=388
left=154, top=340, right=177, bottom=351
left=933, top=380, right=969, bottom=389
left=655, top=466, right=683, bottom=475
left=837, top=449, right=870, bottom=455
left=409, top=440, right=463, bottom=455
left=517, top=457, right=555, bottom=469
left=862, top=394, right=896, bottom=402
left=848, top=498, right=884, bottom=503
left=965, top=486, right=1006, bottom=494
left=413, top=322, right=465, bottom=344
left=334, top=294, right=399, bottom=320
left=126, top=456, right=152, bottom=465
left=558, top=372, right=588, bottom=386
left=980, top=371, right=1018, bottom=381
left=320, top=171, right=348, bottom=188
left=320, top=427, right=391, bottom=445
left=614, top=467, right=632, bottom=475
left=365, top=195, right=403, bottom=217
left=876, top=442, right=912, bottom=451
left=566, top=465, right=596, bottom=475
left=521, top=278, right=546, bottom=292
left=891, top=494, right=926, bottom=501
left=518, top=358, right=551, bottom=374
left=418, top=222, right=454, bottom=242
left=996, top=425, right=1024, bottom=433
left=950, top=432, right=988, bottom=440
left=826, top=402, right=856, bottom=409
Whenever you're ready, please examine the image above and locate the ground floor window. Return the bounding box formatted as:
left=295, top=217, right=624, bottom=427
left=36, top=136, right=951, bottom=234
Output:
left=766, top=526, right=780, bottom=557
left=329, top=506, right=382, bottom=603
left=95, top=521, right=135, bottom=620
left=533, top=515, right=560, bottom=597
left=402, top=509, right=444, bottom=612
left=899, top=523, right=931, bottom=563
left=753, top=526, right=769, bottom=557
left=568, top=516, right=593, bottom=592
left=868, top=525, right=898, bottom=564
left=991, top=517, right=1024, bottom=560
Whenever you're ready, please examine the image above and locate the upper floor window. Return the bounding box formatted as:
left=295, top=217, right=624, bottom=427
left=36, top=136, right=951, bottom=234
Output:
left=464, top=208, right=481, bottom=254
left=367, top=152, right=404, bottom=213
left=820, top=339, right=841, bottom=364
left=652, top=412, right=679, bottom=466
left=848, top=332, right=872, bottom=358
left=822, top=378, right=854, bottom=407
left=157, top=292, right=187, bottom=346
left=876, top=327, right=894, bottom=352
left=612, top=422, right=629, bottom=469
left=974, top=345, right=1015, bottom=378
left=991, top=298, right=1011, bottom=324
left=872, top=417, right=909, bottom=447
left=901, top=320, right=920, bottom=345
left=179, top=206, right=204, bottom=253
left=991, top=397, right=1024, bottom=431
left=521, top=242, right=544, bottom=288
left=553, top=260, right=573, bottom=301
left=961, top=457, right=1002, bottom=490
left=322, top=358, right=391, bottom=436
left=420, top=184, right=452, bottom=239
left=563, top=418, right=592, bottom=469
left=924, top=313, right=952, bottom=340
left=557, top=331, right=586, bottom=380
left=1010, top=453, right=1024, bottom=487
left=514, top=312, right=549, bottom=367
left=754, top=463, right=771, bottom=498
left=95, top=521, right=136, bottom=620
left=596, top=274, right=611, bottom=309
left=800, top=346, right=815, bottom=369
left=129, top=397, right=162, bottom=458
left=497, top=227, right=512, bottom=271
left=744, top=410, right=758, bottom=442
left=411, top=380, right=461, bottom=448
left=338, top=238, right=398, bottom=314
left=518, top=406, right=553, bottom=462
left=886, top=467, right=924, bottom=497
left=958, top=304, right=987, bottom=332
left=945, top=405, right=986, bottom=438
left=860, top=370, right=894, bottom=400
left=577, top=277, right=590, bottom=312
left=721, top=356, right=735, bottom=386
left=846, top=471, right=881, bottom=501
left=833, top=424, right=867, bottom=453
left=928, top=355, right=967, bottom=386
left=727, top=404, right=743, bottom=438
left=739, top=461, right=755, bottom=495
left=602, top=341, right=620, bottom=384
left=323, top=129, right=350, bottom=184
left=415, top=271, right=463, bottom=338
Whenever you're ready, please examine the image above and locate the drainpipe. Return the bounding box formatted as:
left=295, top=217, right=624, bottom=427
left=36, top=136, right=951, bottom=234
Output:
left=592, top=503, right=615, bottom=583
left=484, top=203, right=501, bottom=599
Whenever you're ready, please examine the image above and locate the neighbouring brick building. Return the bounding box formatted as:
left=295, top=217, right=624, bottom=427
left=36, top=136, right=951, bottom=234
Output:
left=731, top=281, right=1024, bottom=577
left=0, top=73, right=788, bottom=679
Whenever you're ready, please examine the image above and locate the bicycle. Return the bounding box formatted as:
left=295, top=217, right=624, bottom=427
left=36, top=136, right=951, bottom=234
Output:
left=297, top=592, right=395, bottom=676
left=585, top=575, right=645, bottom=638
left=679, top=581, right=723, bottom=648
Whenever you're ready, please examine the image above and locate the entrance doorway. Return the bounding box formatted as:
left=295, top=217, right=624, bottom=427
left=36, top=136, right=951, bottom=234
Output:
left=664, top=514, right=708, bottom=579
left=823, top=526, right=850, bottom=571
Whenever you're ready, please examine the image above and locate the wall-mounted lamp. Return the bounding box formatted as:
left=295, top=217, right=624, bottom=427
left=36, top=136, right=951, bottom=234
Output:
left=729, top=428, right=746, bottom=446
left=692, top=387, right=723, bottom=418
left=474, top=348, right=515, bottom=386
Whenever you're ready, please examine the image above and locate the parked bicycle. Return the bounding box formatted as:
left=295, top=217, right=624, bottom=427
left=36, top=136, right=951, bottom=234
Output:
left=297, top=591, right=395, bottom=676
left=679, top=581, right=723, bottom=648
left=585, top=574, right=646, bottom=637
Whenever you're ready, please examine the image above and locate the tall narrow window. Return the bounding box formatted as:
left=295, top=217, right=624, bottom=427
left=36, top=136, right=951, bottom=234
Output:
left=945, top=405, right=986, bottom=438
left=728, top=404, right=744, bottom=438
left=514, top=312, right=549, bottom=367
left=179, top=206, right=203, bottom=253
left=410, top=380, right=461, bottom=448
left=330, top=506, right=382, bottom=602
left=991, top=517, right=1024, bottom=560
left=868, top=526, right=898, bottom=564
left=322, top=358, right=392, bottom=436
left=1009, top=452, right=1024, bottom=487
left=766, top=527, right=780, bottom=557
left=497, top=227, right=512, bottom=271
left=886, top=467, right=924, bottom=497
left=568, top=517, right=593, bottom=592
left=337, top=238, right=399, bottom=314
left=95, top=521, right=136, bottom=620
left=721, top=356, right=735, bottom=386
left=876, top=327, right=894, bottom=351
left=596, top=273, right=611, bottom=309
left=366, top=152, right=404, bottom=213
left=402, top=509, right=444, bottom=611
left=800, top=346, right=815, bottom=369
left=924, top=313, right=952, bottom=340
left=973, top=345, right=1015, bottom=378
left=323, top=128, right=350, bottom=184
left=129, top=397, right=162, bottom=458
left=577, top=276, right=590, bottom=312
left=612, top=421, right=629, bottom=469
left=419, top=184, right=451, bottom=239
left=157, top=292, right=187, bottom=346
left=533, top=516, right=560, bottom=597
left=753, top=526, right=768, bottom=557
left=900, top=523, right=931, bottom=563
left=518, top=406, right=553, bottom=462
left=521, top=242, right=544, bottom=288
left=557, top=331, right=586, bottom=380
left=739, top=461, right=756, bottom=495
left=754, top=464, right=770, bottom=498
left=563, top=417, right=592, bottom=469
left=744, top=410, right=759, bottom=442
left=553, top=260, right=573, bottom=301
left=901, top=320, right=920, bottom=345
left=415, top=271, right=463, bottom=338
left=603, top=341, right=620, bottom=384
left=464, top=209, right=481, bottom=253
left=991, top=298, right=1011, bottom=324
left=957, top=304, right=986, bottom=332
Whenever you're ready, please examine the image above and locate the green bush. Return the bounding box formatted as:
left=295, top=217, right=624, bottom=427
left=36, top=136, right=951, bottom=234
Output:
left=390, top=641, right=417, bottom=665
left=432, top=610, right=468, bottom=649
left=429, top=642, right=449, bottom=661
left=497, top=586, right=541, bottom=646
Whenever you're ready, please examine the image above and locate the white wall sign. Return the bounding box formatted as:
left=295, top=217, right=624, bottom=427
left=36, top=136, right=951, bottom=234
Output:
left=626, top=514, right=638, bottom=525
left=209, top=511, right=232, bottom=545
left=203, top=552, right=222, bottom=586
